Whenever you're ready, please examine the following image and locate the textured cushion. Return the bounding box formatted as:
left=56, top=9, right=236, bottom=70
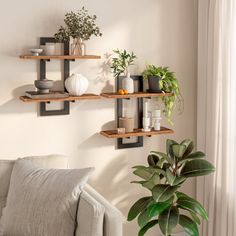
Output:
left=76, top=191, right=105, bottom=236
left=0, top=160, right=14, bottom=218
left=0, top=159, right=93, bottom=236
left=0, top=155, right=68, bottom=217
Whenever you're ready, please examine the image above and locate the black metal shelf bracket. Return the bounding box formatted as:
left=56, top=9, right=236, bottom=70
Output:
left=39, top=37, right=70, bottom=116
left=116, top=75, right=144, bottom=149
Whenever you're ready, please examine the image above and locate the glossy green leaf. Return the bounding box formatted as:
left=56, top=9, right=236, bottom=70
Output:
left=148, top=202, right=171, bottom=217
left=138, top=220, right=159, bottom=236
left=179, top=215, right=199, bottom=236
left=172, top=176, right=186, bottom=186
left=180, top=139, right=194, bottom=157
left=157, top=157, right=166, bottom=168
left=151, top=151, right=174, bottom=165
left=159, top=206, right=179, bottom=235
left=166, top=169, right=176, bottom=185
left=152, top=184, right=179, bottom=202
left=148, top=154, right=159, bottom=166
left=180, top=159, right=215, bottom=177
left=179, top=152, right=205, bottom=165
left=166, top=139, right=178, bottom=157
left=190, top=212, right=201, bottom=225
left=138, top=209, right=153, bottom=228
left=127, top=197, right=153, bottom=221
left=172, top=144, right=187, bottom=158
left=176, top=192, right=208, bottom=220
left=133, top=168, right=152, bottom=180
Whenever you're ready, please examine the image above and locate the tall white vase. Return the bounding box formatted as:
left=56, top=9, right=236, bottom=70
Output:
left=122, top=72, right=134, bottom=93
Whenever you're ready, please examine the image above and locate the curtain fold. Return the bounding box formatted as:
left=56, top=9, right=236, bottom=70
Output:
left=197, top=0, right=236, bottom=235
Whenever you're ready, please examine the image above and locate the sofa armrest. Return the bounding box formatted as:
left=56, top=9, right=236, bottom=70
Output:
left=76, top=191, right=105, bottom=236
left=84, top=185, right=123, bottom=236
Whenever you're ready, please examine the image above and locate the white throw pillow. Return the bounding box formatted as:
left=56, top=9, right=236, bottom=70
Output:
left=0, top=159, right=94, bottom=236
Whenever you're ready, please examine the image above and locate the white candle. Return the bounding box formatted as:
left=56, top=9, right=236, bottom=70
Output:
left=144, top=101, right=148, bottom=118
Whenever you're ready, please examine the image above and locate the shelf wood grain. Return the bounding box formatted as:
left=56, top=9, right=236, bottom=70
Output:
left=100, top=127, right=174, bottom=138
left=101, top=92, right=173, bottom=99
left=20, top=94, right=101, bottom=103
left=19, top=55, right=101, bottom=60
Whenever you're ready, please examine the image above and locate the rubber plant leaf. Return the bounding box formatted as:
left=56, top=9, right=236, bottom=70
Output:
left=180, top=159, right=215, bottom=177
left=179, top=215, right=199, bottom=236
left=127, top=197, right=153, bottom=221
left=148, top=202, right=172, bottom=218
left=152, top=184, right=179, bottom=202
left=138, top=220, right=159, bottom=236
left=159, top=206, right=179, bottom=236
left=178, top=152, right=205, bottom=165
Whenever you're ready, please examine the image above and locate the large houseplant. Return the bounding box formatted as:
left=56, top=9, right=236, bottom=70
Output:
left=54, top=7, right=102, bottom=55
left=142, top=65, right=182, bottom=125
left=128, top=139, right=215, bottom=236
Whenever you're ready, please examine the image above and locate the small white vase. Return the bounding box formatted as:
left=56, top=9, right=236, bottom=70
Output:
left=65, top=73, right=88, bottom=96
left=122, top=72, right=134, bottom=93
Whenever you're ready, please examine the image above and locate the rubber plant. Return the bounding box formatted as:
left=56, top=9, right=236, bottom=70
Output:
left=142, top=65, right=183, bottom=125
left=127, top=139, right=215, bottom=236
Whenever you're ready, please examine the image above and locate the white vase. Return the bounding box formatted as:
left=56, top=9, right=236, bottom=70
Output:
left=122, top=72, right=134, bottom=93
left=65, top=73, right=88, bottom=96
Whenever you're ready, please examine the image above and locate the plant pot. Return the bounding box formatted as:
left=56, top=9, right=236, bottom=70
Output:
left=147, top=76, right=162, bottom=93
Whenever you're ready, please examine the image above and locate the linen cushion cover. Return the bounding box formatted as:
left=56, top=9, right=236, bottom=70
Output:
left=0, top=159, right=94, bottom=236
left=0, top=155, right=68, bottom=218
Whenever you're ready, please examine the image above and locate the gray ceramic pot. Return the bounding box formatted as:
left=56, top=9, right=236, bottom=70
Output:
left=147, top=76, right=162, bottom=93
left=34, top=79, right=53, bottom=94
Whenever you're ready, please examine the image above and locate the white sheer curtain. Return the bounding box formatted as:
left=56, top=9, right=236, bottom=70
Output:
left=197, top=0, right=236, bottom=235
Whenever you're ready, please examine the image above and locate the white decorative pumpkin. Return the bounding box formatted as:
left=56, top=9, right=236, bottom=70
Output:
left=65, top=73, right=89, bottom=96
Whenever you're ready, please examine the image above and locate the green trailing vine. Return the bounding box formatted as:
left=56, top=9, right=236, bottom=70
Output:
left=143, top=65, right=183, bottom=125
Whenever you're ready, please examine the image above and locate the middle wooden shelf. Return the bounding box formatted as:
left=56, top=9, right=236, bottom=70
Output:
left=101, top=92, right=173, bottom=99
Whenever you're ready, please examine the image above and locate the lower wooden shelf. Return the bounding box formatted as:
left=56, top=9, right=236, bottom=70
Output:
left=100, top=127, right=174, bottom=138
left=20, top=93, right=101, bottom=103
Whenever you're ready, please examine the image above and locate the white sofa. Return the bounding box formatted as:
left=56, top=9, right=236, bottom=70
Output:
left=0, top=155, right=123, bottom=236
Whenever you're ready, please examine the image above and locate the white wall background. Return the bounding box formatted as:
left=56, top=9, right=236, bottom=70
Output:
left=0, top=0, right=198, bottom=235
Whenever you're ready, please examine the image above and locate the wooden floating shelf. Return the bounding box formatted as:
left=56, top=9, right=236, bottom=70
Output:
left=100, top=127, right=174, bottom=138
left=19, top=55, right=101, bottom=60
left=20, top=93, right=101, bottom=103
left=101, top=92, right=173, bottom=99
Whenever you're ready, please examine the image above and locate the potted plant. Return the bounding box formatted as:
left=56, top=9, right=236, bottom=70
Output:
left=54, top=7, right=102, bottom=55
left=128, top=139, right=215, bottom=236
left=111, top=49, right=137, bottom=94
left=143, top=65, right=182, bottom=125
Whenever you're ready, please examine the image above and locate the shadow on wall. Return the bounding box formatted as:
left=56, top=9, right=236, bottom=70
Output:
left=0, top=84, right=36, bottom=115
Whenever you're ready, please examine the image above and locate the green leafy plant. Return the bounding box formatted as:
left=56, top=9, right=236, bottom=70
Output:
left=54, top=7, right=102, bottom=42
left=127, top=139, right=215, bottom=236
left=142, top=65, right=183, bottom=125
left=111, top=49, right=137, bottom=77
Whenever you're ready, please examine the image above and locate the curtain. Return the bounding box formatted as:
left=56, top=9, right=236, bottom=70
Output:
left=197, top=0, right=236, bottom=235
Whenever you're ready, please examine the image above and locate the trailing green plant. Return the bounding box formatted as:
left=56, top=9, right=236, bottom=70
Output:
left=54, top=7, right=102, bottom=42
left=111, top=49, right=137, bottom=77
left=127, top=139, right=215, bottom=236
left=142, top=65, right=183, bottom=125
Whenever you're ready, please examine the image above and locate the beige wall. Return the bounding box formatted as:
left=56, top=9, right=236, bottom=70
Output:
left=0, top=0, right=197, bottom=235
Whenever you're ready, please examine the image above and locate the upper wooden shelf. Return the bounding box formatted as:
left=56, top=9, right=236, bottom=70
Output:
left=20, top=93, right=101, bottom=103
left=101, top=92, right=173, bottom=99
left=19, top=55, right=101, bottom=60
left=100, top=127, right=174, bottom=138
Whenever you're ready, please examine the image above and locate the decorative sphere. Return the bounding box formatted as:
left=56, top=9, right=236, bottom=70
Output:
left=65, top=73, right=89, bottom=96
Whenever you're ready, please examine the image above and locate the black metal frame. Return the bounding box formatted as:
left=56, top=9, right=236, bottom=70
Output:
left=116, top=75, right=144, bottom=149
left=39, top=37, right=73, bottom=116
